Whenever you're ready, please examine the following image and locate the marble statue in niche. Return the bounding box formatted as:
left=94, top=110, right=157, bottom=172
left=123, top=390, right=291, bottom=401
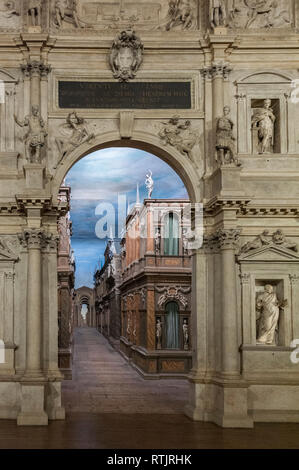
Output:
left=216, top=106, right=241, bottom=166
left=28, top=0, right=42, bottom=27
left=109, top=28, right=143, bottom=82
left=159, top=116, right=198, bottom=162
left=14, top=105, right=47, bottom=164
left=156, top=318, right=162, bottom=349
left=256, top=284, right=287, bottom=345
left=183, top=319, right=189, bottom=350
left=54, top=0, right=82, bottom=28
left=55, top=112, right=95, bottom=168
left=210, top=0, right=227, bottom=29
left=158, top=0, right=196, bottom=31
left=251, top=99, right=276, bottom=154
left=145, top=170, right=154, bottom=199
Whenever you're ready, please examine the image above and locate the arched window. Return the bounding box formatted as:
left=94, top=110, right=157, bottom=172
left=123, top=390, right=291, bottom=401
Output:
left=165, top=301, right=179, bottom=349
left=164, top=212, right=179, bottom=256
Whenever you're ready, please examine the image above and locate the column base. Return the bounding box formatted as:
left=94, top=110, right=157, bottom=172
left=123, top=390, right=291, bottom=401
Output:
left=45, top=381, right=65, bottom=421
left=17, top=384, right=48, bottom=426
left=185, top=380, right=254, bottom=428
left=17, top=411, right=48, bottom=426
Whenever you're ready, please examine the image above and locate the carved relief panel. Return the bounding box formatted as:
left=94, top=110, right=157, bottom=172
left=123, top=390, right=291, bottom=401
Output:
left=50, top=0, right=199, bottom=32
left=214, top=0, right=295, bottom=31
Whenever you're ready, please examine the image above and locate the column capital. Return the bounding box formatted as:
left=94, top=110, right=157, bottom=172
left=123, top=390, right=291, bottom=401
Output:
left=217, top=228, right=241, bottom=250
left=21, top=60, right=51, bottom=78
left=201, top=61, right=232, bottom=80
left=19, top=229, right=46, bottom=249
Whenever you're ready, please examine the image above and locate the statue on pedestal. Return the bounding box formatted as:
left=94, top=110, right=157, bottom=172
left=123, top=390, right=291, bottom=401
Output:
left=28, top=0, right=41, bottom=27
left=14, top=105, right=47, bottom=164
left=156, top=319, right=162, bottom=349
left=210, top=0, right=227, bottom=28
left=183, top=319, right=189, bottom=350
left=145, top=170, right=154, bottom=199
left=216, top=106, right=240, bottom=166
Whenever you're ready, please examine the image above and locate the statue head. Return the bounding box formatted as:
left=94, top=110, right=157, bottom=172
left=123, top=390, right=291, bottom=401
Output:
left=264, top=99, right=272, bottom=109
left=264, top=284, right=274, bottom=294
left=31, top=105, right=39, bottom=116
left=223, top=105, right=230, bottom=116
left=5, top=1, right=15, bottom=9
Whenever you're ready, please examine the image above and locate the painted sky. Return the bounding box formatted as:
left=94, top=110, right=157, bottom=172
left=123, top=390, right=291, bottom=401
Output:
left=66, top=148, right=189, bottom=288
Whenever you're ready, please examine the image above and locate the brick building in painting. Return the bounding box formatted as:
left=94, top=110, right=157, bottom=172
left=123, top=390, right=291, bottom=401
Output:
left=94, top=238, right=122, bottom=341
left=95, top=197, right=193, bottom=377
left=57, top=185, right=76, bottom=379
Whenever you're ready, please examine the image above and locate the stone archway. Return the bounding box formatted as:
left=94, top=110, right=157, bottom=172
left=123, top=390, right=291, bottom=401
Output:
left=74, top=287, right=96, bottom=327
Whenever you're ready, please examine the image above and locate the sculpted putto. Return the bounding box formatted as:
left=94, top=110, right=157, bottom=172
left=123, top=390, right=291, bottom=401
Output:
left=216, top=106, right=240, bottom=166
left=55, top=112, right=95, bottom=168
left=14, top=105, right=47, bottom=163
left=159, top=116, right=198, bottom=162
left=109, top=28, right=143, bottom=82
left=252, top=99, right=276, bottom=154
left=256, top=284, right=287, bottom=345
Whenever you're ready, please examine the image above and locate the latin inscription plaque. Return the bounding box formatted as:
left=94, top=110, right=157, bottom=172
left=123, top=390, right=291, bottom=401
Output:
left=58, top=81, right=192, bottom=109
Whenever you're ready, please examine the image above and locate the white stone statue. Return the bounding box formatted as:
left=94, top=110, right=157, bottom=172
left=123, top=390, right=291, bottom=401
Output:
left=183, top=319, right=189, bottom=350
left=145, top=170, right=154, bottom=199
left=154, top=228, right=161, bottom=254
left=210, top=0, right=227, bottom=28
left=216, top=106, right=240, bottom=166
left=54, top=0, right=81, bottom=28
left=251, top=99, right=276, bottom=154
left=156, top=319, right=162, bottom=349
left=55, top=112, right=95, bottom=167
left=256, top=284, right=287, bottom=345
left=14, top=105, right=47, bottom=164
left=28, top=0, right=41, bottom=27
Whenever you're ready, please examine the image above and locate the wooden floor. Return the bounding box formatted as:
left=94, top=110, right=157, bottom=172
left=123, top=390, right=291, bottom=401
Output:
left=0, top=328, right=299, bottom=449
left=63, top=327, right=188, bottom=414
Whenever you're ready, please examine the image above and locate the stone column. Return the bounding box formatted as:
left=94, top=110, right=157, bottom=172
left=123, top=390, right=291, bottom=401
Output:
left=20, top=229, right=45, bottom=378
left=17, top=228, right=48, bottom=426
left=218, top=229, right=240, bottom=378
